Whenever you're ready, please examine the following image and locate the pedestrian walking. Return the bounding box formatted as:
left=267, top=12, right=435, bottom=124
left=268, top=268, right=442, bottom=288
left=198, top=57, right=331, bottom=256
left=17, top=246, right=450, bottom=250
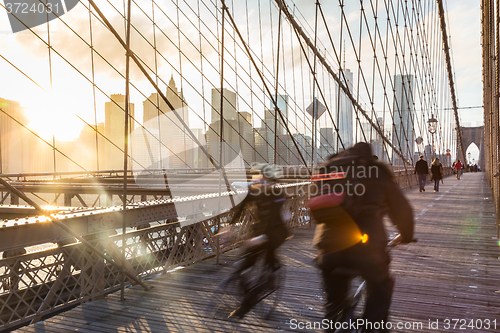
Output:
left=414, top=155, right=429, bottom=192
left=454, top=160, right=463, bottom=180
left=430, top=158, right=443, bottom=192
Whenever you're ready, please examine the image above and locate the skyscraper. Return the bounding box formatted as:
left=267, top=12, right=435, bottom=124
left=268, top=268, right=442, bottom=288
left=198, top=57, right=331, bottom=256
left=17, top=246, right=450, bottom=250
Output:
left=143, top=75, right=188, bottom=128
left=319, top=127, right=335, bottom=159
left=372, top=117, right=386, bottom=160
left=392, top=74, right=414, bottom=166
left=104, top=94, right=135, bottom=170
left=256, top=95, right=291, bottom=164
left=269, top=94, right=289, bottom=135
left=289, top=133, right=312, bottom=166
left=208, top=88, right=255, bottom=166
left=0, top=97, right=34, bottom=173
left=211, top=88, right=237, bottom=125
left=258, top=109, right=278, bottom=163
left=139, top=76, right=192, bottom=170
left=238, top=112, right=255, bottom=166
left=335, top=69, right=353, bottom=150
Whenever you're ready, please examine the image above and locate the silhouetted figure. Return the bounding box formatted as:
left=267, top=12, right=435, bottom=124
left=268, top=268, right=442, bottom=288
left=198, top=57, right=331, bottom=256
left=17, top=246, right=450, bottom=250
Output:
left=454, top=160, right=463, bottom=179
left=414, top=155, right=429, bottom=192
left=309, top=142, right=414, bottom=333
left=229, top=164, right=288, bottom=318
left=431, top=158, right=443, bottom=192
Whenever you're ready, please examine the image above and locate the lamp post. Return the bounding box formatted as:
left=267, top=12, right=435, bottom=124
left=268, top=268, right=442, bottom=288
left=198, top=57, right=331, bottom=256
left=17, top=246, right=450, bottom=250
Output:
left=427, top=114, right=438, bottom=160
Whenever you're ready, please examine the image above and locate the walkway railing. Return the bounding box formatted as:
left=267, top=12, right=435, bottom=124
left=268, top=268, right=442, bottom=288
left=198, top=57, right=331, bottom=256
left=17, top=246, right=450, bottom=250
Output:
left=0, top=184, right=309, bottom=331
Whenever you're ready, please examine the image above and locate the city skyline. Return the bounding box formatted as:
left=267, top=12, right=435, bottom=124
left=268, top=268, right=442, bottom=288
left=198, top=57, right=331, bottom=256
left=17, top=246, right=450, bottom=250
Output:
left=0, top=85, right=358, bottom=173
left=0, top=1, right=480, bottom=145
left=1, top=64, right=482, bottom=175
left=0, top=0, right=483, bottom=173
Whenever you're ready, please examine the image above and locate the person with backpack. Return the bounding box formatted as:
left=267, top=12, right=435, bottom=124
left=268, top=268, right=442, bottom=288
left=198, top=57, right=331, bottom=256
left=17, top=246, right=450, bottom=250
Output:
left=308, top=142, right=414, bottom=333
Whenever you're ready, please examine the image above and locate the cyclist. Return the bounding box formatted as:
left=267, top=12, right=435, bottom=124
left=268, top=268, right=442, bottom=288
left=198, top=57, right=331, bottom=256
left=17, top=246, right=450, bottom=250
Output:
left=310, top=142, right=414, bottom=333
left=228, top=163, right=288, bottom=318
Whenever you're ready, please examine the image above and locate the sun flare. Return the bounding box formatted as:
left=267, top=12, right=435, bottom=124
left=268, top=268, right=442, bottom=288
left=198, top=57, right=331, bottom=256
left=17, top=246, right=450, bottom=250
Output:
left=23, top=91, right=83, bottom=142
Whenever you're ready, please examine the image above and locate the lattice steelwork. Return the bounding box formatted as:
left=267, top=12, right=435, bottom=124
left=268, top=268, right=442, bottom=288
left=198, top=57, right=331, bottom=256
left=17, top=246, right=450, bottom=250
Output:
left=0, top=192, right=309, bottom=330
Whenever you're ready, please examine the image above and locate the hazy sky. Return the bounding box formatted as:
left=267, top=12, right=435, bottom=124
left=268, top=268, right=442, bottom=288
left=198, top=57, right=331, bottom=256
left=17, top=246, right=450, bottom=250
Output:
left=445, top=0, right=483, bottom=127
left=0, top=0, right=485, bottom=143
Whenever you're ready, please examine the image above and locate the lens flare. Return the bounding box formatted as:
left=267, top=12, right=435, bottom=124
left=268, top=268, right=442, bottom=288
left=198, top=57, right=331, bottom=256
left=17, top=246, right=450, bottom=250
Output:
left=360, top=234, right=369, bottom=243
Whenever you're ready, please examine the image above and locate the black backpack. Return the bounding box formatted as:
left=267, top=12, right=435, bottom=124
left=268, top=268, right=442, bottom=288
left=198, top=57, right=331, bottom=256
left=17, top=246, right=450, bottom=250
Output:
left=308, top=143, right=375, bottom=249
left=310, top=142, right=374, bottom=205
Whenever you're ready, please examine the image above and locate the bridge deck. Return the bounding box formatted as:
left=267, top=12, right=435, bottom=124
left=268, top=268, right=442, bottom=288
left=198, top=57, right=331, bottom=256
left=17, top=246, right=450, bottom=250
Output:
left=14, top=173, right=500, bottom=333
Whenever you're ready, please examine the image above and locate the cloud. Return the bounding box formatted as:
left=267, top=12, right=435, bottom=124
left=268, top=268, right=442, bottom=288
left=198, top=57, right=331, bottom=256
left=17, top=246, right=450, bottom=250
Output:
left=443, top=0, right=483, bottom=123
left=11, top=1, right=220, bottom=87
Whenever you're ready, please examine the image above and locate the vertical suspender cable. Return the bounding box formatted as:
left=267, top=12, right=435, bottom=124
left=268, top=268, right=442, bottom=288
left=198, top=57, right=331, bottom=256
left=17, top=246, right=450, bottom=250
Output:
left=217, top=0, right=226, bottom=265
left=88, top=4, right=99, bottom=172
left=46, top=5, right=56, bottom=177
left=121, top=0, right=132, bottom=302
left=45, top=3, right=57, bottom=185
left=311, top=1, right=319, bottom=172
left=337, top=1, right=344, bottom=152
left=274, top=7, right=282, bottom=165
left=152, top=1, right=162, bottom=170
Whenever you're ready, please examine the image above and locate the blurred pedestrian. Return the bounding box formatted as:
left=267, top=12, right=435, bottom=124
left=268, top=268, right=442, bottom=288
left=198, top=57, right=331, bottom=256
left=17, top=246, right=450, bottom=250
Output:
left=430, top=158, right=443, bottom=192
left=309, top=142, right=414, bottom=332
left=414, top=155, right=429, bottom=192
left=454, top=160, right=463, bottom=180
left=228, top=163, right=288, bottom=318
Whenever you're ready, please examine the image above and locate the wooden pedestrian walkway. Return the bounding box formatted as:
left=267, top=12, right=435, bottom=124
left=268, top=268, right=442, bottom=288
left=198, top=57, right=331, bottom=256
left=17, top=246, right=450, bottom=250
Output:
left=14, top=173, right=500, bottom=332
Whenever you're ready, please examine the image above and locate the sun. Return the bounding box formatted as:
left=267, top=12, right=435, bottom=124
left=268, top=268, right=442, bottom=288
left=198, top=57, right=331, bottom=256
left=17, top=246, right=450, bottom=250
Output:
left=23, top=91, right=83, bottom=142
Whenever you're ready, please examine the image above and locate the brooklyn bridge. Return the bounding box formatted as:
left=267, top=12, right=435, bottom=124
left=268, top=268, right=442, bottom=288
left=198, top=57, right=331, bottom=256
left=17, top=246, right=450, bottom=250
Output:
left=0, top=0, right=498, bottom=332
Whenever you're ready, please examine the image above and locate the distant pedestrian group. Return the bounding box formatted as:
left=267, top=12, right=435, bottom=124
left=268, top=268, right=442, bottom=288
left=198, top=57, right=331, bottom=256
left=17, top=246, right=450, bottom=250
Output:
left=416, top=156, right=464, bottom=193
left=415, top=156, right=447, bottom=192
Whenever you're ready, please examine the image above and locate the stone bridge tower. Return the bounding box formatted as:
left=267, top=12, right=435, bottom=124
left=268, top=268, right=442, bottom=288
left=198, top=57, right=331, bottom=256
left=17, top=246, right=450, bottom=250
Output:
left=458, top=126, right=484, bottom=169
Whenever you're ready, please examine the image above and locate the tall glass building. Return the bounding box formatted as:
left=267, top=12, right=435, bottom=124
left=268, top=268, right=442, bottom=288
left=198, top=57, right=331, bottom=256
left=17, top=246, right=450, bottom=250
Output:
left=392, top=74, right=415, bottom=167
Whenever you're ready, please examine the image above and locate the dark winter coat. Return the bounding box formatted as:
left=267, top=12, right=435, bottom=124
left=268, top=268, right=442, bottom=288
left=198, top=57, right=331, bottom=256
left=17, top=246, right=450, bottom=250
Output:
left=431, top=164, right=443, bottom=181
left=414, top=159, right=429, bottom=174
left=311, top=143, right=414, bottom=254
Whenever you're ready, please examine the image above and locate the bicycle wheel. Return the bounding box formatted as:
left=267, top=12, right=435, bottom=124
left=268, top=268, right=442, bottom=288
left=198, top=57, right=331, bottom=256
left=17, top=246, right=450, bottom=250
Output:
left=209, top=273, right=243, bottom=320
left=347, top=279, right=366, bottom=318
left=331, top=279, right=366, bottom=333
left=253, top=260, right=285, bottom=319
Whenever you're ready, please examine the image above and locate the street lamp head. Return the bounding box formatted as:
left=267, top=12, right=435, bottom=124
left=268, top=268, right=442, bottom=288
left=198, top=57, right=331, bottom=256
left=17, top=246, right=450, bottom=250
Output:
left=428, top=114, right=438, bottom=134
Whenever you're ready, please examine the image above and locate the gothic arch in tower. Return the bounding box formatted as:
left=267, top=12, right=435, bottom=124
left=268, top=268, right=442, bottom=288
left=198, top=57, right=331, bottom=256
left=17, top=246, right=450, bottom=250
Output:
left=458, top=126, right=484, bottom=168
